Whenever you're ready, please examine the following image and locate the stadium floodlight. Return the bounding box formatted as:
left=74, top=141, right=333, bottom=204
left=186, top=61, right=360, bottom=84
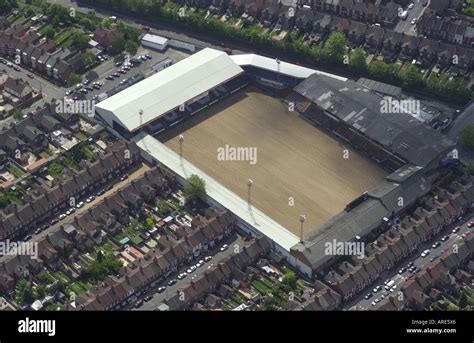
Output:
left=179, top=134, right=184, bottom=158
left=247, top=179, right=253, bottom=208
left=299, top=214, right=306, bottom=243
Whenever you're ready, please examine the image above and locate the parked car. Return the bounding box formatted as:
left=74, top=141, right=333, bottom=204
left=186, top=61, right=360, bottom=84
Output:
left=144, top=295, right=153, bottom=302
left=431, top=241, right=441, bottom=249
left=462, top=231, right=471, bottom=239
left=371, top=298, right=380, bottom=306
left=421, top=249, right=430, bottom=257
left=220, top=244, right=229, bottom=252
left=440, top=235, right=449, bottom=242
left=372, top=285, right=382, bottom=293
left=452, top=226, right=461, bottom=234
left=398, top=267, right=406, bottom=274
left=204, top=256, right=212, bottom=262
left=364, top=293, right=373, bottom=300
left=58, top=214, right=67, bottom=220
left=23, top=235, right=32, bottom=242
left=134, top=299, right=144, bottom=308
left=27, top=72, right=34, bottom=78
left=157, top=286, right=166, bottom=293
left=167, top=279, right=177, bottom=286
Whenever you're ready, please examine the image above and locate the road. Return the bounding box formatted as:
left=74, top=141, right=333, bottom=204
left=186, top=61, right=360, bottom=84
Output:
left=0, top=163, right=151, bottom=264
left=0, top=62, right=64, bottom=111
left=135, top=235, right=245, bottom=311
left=347, top=214, right=473, bottom=310
left=393, top=1, right=429, bottom=36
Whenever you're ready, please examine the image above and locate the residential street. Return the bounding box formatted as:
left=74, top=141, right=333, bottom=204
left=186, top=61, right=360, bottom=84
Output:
left=134, top=235, right=245, bottom=311
left=393, top=1, right=429, bottom=36
left=346, top=214, right=473, bottom=310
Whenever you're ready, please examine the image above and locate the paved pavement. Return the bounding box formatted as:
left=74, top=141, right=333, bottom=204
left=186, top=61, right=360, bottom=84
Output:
left=393, top=1, right=429, bottom=36
left=346, top=214, right=473, bottom=310
left=133, top=235, right=245, bottom=311
left=0, top=163, right=151, bottom=264
left=447, top=101, right=474, bottom=165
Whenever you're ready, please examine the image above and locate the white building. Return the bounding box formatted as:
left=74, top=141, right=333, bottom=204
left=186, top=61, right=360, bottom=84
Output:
left=141, top=33, right=169, bottom=51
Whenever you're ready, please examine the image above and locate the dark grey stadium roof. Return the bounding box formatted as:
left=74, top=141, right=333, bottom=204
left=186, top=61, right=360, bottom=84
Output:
left=294, top=74, right=455, bottom=168
left=357, top=77, right=402, bottom=98
left=291, top=164, right=431, bottom=270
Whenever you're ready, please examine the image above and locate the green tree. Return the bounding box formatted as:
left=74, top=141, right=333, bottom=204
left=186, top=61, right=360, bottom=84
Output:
left=67, top=73, right=82, bottom=87
left=79, top=17, right=94, bottom=31
left=81, top=50, right=95, bottom=65
left=43, top=26, right=56, bottom=39
left=111, top=37, right=126, bottom=54
left=184, top=174, right=206, bottom=204
left=13, top=108, right=23, bottom=120
left=48, top=162, right=64, bottom=177
left=157, top=199, right=171, bottom=216
left=101, top=17, right=114, bottom=29
left=125, top=40, right=138, bottom=55
left=323, top=32, right=347, bottom=64
left=459, top=291, right=468, bottom=309
left=70, top=31, right=90, bottom=51
left=349, top=48, right=367, bottom=72
left=459, top=125, right=474, bottom=150
left=282, top=271, right=297, bottom=289
left=400, top=64, right=423, bottom=88
left=145, top=217, right=154, bottom=229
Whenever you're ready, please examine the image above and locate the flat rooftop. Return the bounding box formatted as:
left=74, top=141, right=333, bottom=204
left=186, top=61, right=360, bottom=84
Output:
left=159, top=88, right=387, bottom=237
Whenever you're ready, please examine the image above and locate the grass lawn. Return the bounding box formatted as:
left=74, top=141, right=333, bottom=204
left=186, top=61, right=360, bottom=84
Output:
left=52, top=271, right=70, bottom=283
left=8, top=164, right=25, bottom=178
left=74, top=132, right=88, bottom=141
left=129, top=234, right=143, bottom=245
left=252, top=279, right=273, bottom=295
left=54, top=30, right=73, bottom=47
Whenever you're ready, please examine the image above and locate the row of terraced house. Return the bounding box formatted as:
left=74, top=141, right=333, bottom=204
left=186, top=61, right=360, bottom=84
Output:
left=319, top=174, right=474, bottom=305
left=0, top=22, right=84, bottom=84
left=63, top=210, right=237, bottom=310
left=0, top=142, right=142, bottom=241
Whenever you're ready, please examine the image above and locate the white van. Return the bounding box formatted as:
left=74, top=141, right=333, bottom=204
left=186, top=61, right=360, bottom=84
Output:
left=384, top=280, right=395, bottom=290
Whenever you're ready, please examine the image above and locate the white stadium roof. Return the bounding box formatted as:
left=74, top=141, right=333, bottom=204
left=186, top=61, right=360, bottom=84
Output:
left=230, top=54, right=347, bottom=81
left=95, top=48, right=244, bottom=132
